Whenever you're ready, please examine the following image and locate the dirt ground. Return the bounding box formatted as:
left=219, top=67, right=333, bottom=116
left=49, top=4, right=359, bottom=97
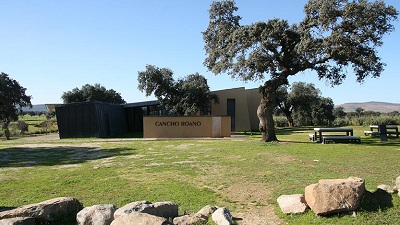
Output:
left=221, top=183, right=283, bottom=225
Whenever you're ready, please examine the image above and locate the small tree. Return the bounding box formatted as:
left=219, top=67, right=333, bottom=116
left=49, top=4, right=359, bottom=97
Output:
left=17, top=120, right=29, bottom=134
left=289, top=82, right=321, bottom=126
left=0, top=72, right=32, bottom=140
left=137, top=65, right=219, bottom=116
left=61, top=83, right=126, bottom=104
left=310, top=97, right=335, bottom=126
left=203, top=0, right=398, bottom=141
left=355, top=107, right=365, bottom=116
left=333, top=106, right=347, bottom=119
left=275, top=82, right=334, bottom=126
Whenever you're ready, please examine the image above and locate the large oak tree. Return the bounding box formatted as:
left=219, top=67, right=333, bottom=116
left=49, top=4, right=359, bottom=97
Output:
left=137, top=65, right=219, bottom=116
left=61, top=83, right=126, bottom=104
left=203, top=0, right=398, bottom=141
left=0, top=72, right=32, bottom=140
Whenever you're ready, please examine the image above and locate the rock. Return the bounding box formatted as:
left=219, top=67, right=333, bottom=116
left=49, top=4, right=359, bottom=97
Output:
left=0, top=197, right=83, bottom=223
left=114, top=201, right=178, bottom=219
left=277, top=194, right=308, bottom=214
left=377, top=184, right=395, bottom=194
left=114, top=201, right=151, bottom=219
left=197, top=205, right=217, bottom=217
left=0, top=217, right=35, bottom=225
left=77, top=204, right=117, bottom=225
left=141, top=201, right=178, bottom=218
left=304, top=177, right=365, bottom=215
left=394, top=175, right=400, bottom=191
left=110, top=212, right=172, bottom=225
left=172, top=213, right=208, bottom=225
left=211, top=207, right=233, bottom=225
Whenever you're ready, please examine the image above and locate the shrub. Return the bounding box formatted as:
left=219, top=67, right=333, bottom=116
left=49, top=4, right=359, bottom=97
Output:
left=333, top=118, right=349, bottom=127
left=17, top=120, right=29, bottom=133
left=274, top=116, right=289, bottom=127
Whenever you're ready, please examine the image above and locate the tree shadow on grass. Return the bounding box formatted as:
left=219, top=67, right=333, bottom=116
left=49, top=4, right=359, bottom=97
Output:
left=275, top=126, right=315, bottom=135
left=0, top=146, right=136, bottom=168
left=358, top=137, right=400, bottom=147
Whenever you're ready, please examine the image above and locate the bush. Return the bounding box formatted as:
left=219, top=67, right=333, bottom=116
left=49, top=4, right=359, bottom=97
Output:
left=333, top=118, right=349, bottom=127
left=17, top=120, right=29, bottom=133
left=274, top=116, right=289, bottom=127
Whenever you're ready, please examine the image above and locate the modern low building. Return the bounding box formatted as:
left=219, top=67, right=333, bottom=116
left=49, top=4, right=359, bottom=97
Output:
left=52, top=87, right=262, bottom=138
left=55, top=101, right=127, bottom=138
left=211, top=87, right=261, bottom=132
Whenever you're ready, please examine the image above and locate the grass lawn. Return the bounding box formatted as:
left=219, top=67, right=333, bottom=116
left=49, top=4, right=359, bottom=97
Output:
left=0, top=126, right=399, bottom=224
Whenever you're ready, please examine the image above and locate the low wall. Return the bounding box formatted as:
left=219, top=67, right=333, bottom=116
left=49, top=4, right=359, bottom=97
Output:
left=143, top=116, right=231, bottom=138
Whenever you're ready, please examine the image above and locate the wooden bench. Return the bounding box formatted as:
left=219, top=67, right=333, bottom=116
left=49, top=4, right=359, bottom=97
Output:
left=364, top=131, right=379, bottom=136
left=369, top=125, right=399, bottom=138
left=313, top=127, right=354, bottom=143
left=322, top=135, right=361, bottom=144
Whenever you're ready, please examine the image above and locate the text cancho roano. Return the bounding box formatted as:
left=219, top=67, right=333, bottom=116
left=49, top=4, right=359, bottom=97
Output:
left=155, top=121, right=202, bottom=127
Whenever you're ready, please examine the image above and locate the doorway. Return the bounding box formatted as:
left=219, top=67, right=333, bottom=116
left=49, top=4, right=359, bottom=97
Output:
left=227, top=99, right=235, bottom=131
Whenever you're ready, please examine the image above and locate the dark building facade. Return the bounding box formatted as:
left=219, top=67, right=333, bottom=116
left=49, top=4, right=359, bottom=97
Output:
left=55, top=101, right=127, bottom=138
left=123, top=100, right=166, bottom=133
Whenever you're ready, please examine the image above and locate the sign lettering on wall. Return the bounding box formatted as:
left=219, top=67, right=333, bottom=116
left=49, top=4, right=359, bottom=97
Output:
left=144, top=116, right=231, bottom=138
left=155, top=121, right=202, bottom=127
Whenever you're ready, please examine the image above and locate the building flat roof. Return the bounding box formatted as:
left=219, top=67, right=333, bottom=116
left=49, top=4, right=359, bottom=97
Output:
left=123, top=100, right=159, bottom=108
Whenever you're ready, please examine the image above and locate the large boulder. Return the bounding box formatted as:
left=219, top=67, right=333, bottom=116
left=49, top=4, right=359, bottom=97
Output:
left=197, top=205, right=217, bottom=217
left=114, top=201, right=178, bottom=219
left=277, top=194, right=308, bottom=214
left=114, top=201, right=151, bottom=218
left=395, top=175, right=400, bottom=191
left=0, top=217, right=35, bottom=225
left=377, top=184, right=395, bottom=194
left=211, top=207, right=233, bottom=225
left=77, top=204, right=117, bottom=225
left=110, top=212, right=172, bottom=225
left=0, top=197, right=83, bottom=223
left=140, top=201, right=178, bottom=219
left=304, top=177, right=365, bottom=215
left=172, top=213, right=208, bottom=225
left=173, top=205, right=218, bottom=225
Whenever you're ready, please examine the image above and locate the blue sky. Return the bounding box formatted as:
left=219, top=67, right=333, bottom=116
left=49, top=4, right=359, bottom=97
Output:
left=1, top=0, right=399, bottom=105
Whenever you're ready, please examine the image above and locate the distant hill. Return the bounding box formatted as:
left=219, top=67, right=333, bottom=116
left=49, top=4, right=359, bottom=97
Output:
left=337, top=102, right=400, bottom=113
left=22, top=104, right=48, bottom=112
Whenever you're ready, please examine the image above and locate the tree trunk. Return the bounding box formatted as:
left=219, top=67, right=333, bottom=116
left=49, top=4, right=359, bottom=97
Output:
left=280, top=108, right=294, bottom=127
left=286, top=114, right=294, bottom=127
left=5, top=128, right=10, bottom=140
left=257, top=97, right=269, bottom=141
left=258, top=76, right=289, bottom=142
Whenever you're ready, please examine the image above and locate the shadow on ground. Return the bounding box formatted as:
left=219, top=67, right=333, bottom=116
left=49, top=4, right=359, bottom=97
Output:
left=0, top=145, right=136, bottom=168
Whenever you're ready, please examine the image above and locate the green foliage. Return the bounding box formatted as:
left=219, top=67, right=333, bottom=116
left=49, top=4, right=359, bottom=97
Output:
left=137, top=65, right=219, bottom=116
left=333, top=106, right=346, bottom=119
left=0, top=115, right=58, bottom=140
left=334, top=115, right=400, bottom=127
left=276, top=82, right=335, bottom=127
left=17, top=120, right=29, bottom=133
left=0, top=72, right=32, bottom=140
left=203, top=0, right=398, bottom=141
left=273, top=116, right=288, bottom=127
left=61, top=83, right=125, bottom=104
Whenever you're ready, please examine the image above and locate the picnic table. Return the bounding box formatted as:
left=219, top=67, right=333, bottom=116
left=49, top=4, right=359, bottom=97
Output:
left=364, top=125, right=399, bottom=137
left=311, top=127, right=360, bottom=144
